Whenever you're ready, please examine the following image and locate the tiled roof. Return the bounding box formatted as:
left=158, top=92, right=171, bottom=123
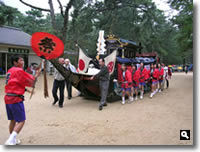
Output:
left=0, top=26, right=31, bottom=47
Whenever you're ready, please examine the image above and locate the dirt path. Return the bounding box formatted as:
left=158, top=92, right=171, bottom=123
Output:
left=0, top=72, right=193, bottom=145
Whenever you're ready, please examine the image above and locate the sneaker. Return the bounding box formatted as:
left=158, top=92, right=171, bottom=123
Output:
left=15, top=139, right=21, bottom=145
left=52, top=100, right=58, bottom=105
left=131, top=97, right=134, bottom=102
left=130, top=97, right=134, bottom=102
left=5, top=139, right=17, bottom=145
left=140, top=95, right=143, bottom=99
left=150, top=93, right=153, bottom=98
left=122, top=100, right=125, bottom=105
left=99, top=105, right=103, bottom=111
left=159, top=89, right=162, bottom=93
left=103, top=103, right=107, bottom=107
left=59, top=104, right=63, bottom=108
left=156, top=89, right=158, bottom=93
left=68, top=96, right=72, bottom=100
left=135, top=96, right=138, bottom=101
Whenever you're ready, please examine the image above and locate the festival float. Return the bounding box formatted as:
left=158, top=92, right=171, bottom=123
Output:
left=31, top=31, right=158, bottom=101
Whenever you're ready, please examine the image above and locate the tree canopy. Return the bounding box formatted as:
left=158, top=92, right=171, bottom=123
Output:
left=0, top=0, right=193, bottom=65
left=168, top=0, right=193, bottom=64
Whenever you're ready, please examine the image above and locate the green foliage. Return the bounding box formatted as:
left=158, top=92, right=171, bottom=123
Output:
left=0, top=0, right=193, bottom=65
left=0, top=2, right=21, bottom=26
left=168, top=0, right=193, bottom=63
left=16, top=9, right=47, bottom=34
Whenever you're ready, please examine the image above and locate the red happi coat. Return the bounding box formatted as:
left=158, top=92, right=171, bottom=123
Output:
left=131, top=69, right=140, bottom=87
left=158, top=67, right=164, bottom=80
left=4, top=67, right=35, bottom=104
left=168, top=67, right=172, bottom=76
left=147, top=69, right=152, bottom=81
left=119, top=69, right=132, bottom=88
left=138, top=67, right=148, bottom=83
left=151, top=68, right=159, bottom=82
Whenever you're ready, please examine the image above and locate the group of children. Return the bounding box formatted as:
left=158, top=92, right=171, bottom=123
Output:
left=119, top=62, right=170, bottom=104
left=3, top=54, right=172, bottom=145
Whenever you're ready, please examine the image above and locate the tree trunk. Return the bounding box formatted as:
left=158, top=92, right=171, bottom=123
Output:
left=61, top=0, right=74, bottom=42
left=48, top=0, right=57, bottom=34
left=61, top=13, right=69, bottom=42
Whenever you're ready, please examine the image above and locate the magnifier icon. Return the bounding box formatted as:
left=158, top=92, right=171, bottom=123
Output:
left=181, top=131, right=189, bottom=139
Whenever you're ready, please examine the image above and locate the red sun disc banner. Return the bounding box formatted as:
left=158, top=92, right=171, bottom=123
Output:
left=31, top=32, right=64, bottom=60
left=107, top=61, right=114, bottom=73
left=79, top=59, right=85, bottom=71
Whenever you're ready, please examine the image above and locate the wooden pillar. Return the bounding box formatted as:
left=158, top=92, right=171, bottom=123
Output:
left=121, top=45, right=124, bottom=58
left=121, top=49, right=123, bottom=58
left=5, top=53, right=7, bottom=73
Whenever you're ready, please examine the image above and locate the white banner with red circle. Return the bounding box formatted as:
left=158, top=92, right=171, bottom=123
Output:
left=104, top=50, right=117, bottom=75
left=78, top=48, right=92, bottom=73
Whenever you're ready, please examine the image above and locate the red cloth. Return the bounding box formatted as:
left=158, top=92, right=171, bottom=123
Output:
left=158, top=68, right=164, bottom=80
left=147, top=69, right=151, bottom=80
left=4, top=67, right=35, bottom=104
left=138, top=67, right=148, bottom=82
left=118, top=67, right=132, bottom=88
left=168, top=67, right=172, bottom=76
left=26, top=67, right=32, bottom=74
left=131, top=69, right=140, bottom=87
left=152, top=68, right=159, bottom=82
